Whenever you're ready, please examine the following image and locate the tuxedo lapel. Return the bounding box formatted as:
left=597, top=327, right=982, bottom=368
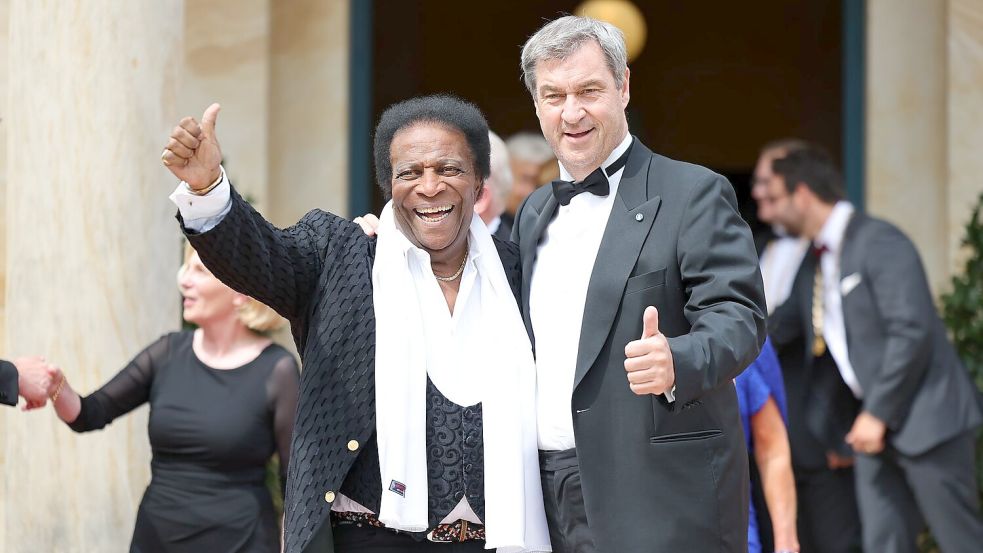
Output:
left=519, top=193, right=558, bottom=337
left=573, top=143, right=660, bottom=391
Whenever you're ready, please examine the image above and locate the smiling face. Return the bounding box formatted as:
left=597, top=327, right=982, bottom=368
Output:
left=533, top=40, right=630, bottom=181
left=178, top=251, right=243, bottom=326
left=390, top=123, right=482, bottom=259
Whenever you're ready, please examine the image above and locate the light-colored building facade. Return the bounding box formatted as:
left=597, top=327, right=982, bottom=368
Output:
left=0, top=0, right=980, bottom=550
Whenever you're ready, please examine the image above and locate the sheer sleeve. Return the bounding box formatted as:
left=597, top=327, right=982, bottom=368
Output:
left=267, top=351, right=300, bottom=485
left=68, top=334, right=172, bottom=433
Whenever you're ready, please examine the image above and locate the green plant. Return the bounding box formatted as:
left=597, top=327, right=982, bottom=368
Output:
left=926, top=190, right=983, bottom=553
left=940, top=190, right=983, bottom=498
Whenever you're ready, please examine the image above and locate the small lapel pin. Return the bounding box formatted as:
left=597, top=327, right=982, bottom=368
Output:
left=635, top=213, right=644, bottom=222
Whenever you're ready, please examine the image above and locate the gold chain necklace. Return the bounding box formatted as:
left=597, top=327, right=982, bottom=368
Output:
left=434, top=243, right=469, bottom=282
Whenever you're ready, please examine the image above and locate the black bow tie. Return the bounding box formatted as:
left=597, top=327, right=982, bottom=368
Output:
left=551, top=141, right=633, bottom=206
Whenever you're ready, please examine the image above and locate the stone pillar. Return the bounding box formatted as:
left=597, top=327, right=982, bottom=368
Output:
left=947, top=0, right=983, bottom=273
left=1, top=1, right=184, bottom=550
left=866, top=0, right=949, bottom=294
left=0, top=0, right=9, bottom=546
left=268, top=0, right=350, bottom=226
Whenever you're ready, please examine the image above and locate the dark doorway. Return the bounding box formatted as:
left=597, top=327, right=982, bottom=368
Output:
left=368, top=0, right=843, bottom=232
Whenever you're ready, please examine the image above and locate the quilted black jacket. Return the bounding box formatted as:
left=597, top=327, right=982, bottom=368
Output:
left=182, top=188, right=521, bottom=553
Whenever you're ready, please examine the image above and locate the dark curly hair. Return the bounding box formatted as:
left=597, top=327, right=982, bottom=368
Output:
left=373, top=94, right=490, bottom=199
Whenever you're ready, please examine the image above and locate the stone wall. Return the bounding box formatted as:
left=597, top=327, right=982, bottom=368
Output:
left=867, top=0, right=983, bottom=294
left=0, top=1, right=348, bottom=550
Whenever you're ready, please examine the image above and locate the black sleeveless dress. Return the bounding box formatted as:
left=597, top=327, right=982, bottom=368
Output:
left=68, top=331, right=300, bottom=552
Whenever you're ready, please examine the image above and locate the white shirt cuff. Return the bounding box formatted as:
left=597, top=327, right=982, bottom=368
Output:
left=664, top=385, right=676, bottom=403
left=168, top=166, right=232, bottom=233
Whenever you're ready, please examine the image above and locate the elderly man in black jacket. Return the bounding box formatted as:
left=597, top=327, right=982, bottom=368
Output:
left=162, top=95, right=550, bottom=553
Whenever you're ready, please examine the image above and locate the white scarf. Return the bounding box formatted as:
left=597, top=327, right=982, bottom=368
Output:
left=372, top=202, right=551, bottom=552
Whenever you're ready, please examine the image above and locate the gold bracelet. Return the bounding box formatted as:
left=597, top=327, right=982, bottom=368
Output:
left=50, top=375, right=65, bottom=403
left=187, top=170, right=223, bottom=196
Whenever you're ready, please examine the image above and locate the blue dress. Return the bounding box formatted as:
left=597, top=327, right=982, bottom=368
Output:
left=735, top=338, right=788, bottom=553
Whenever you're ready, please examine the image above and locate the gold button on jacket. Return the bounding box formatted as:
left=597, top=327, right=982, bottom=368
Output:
left=347, top=440, right=359, bottom=452
left=324, top=491, right=335, bottom=503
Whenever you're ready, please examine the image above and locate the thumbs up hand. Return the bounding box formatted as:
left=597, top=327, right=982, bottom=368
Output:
left=624, top=306, right=675, bottom=396
left=161, top=103, right=223, bottom=190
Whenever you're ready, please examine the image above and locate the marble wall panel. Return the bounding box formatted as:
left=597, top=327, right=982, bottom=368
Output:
left=269, top=0, right=349, bottom=227
left=866, top=0, right=949, bottom=295
left=2, top=1, right=184, bottom=550
left=948, top=0, right=983, bottom=275
left=182, top=0, right=271, bottom=211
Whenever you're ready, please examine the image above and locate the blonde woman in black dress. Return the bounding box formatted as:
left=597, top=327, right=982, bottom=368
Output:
left=40, top=245, right=300, bottom=552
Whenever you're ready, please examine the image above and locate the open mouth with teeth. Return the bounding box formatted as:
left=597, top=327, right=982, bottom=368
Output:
left=414, top=205, right=454, bottom=223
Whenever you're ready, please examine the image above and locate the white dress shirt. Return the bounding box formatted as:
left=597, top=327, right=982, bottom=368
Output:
left=759, top=231, right=809, bottom=314
left=530, top=133, right=633, bottom=451
left=168, top=167, right=232, bottom=232
left=815, top=201, right=864, bottom=398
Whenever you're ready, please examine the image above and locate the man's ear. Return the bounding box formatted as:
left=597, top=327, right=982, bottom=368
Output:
left=621, top=67, right=631, bottom=107
left=474, top=184, right=491, bottom=215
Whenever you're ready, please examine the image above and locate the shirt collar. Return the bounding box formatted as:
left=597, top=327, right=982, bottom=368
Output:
left=815, top=201, right=855, bottom=255
left=558, top=132, right=633, bottom=182
left=487, top=216, right=501, bottom=235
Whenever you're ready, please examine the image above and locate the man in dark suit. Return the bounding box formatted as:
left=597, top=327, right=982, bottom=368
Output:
left=513, top=16, right=766, bottom=552
left=757, top=143, right=863, bottom=553
left=769, top=145, right=983, bottom=553
left=769, top=244, right=864, bottom=553
left=0, top=356, right=57, bottom=407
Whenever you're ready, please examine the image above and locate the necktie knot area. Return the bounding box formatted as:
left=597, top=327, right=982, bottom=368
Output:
left=551, top=139, right=633, bottom=206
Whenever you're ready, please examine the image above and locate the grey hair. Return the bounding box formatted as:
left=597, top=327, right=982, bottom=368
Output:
left=520, top=15, right=628, bottom=97
left=506, top=132, right=554, bottom=164
left=487, top=131, right=513, bottom=205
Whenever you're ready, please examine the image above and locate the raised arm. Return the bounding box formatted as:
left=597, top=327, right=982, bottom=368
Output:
left=50, top=335, right=171, bottom=432
left=162, top=104, right=349, bottom=322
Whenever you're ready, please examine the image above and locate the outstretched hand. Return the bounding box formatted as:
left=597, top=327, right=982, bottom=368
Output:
left=161, top=103, right=223, bottom=189
left=15, top=356, right=59, bottom=409
left=624, top=306, right=675, bottom=396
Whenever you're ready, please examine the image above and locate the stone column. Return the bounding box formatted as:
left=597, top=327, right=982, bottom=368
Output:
left=0, top=0, right=9, bottom=546
left=866, top=0, right=949, bottom=295
left=268, top=0, right=350, bottom=226
left=182, top=0, right=272, bottom=211
left=947, top=0, right=983, bottom=273
left=2, top=1, right=184, bottom=550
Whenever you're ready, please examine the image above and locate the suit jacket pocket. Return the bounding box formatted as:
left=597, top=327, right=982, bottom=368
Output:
left=649, top=429, right=722, bottom=444
left=625, top=268, right=667, bottom=295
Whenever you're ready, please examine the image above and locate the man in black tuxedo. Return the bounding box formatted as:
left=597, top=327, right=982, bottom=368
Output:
left=769, top=145, right=983, bottom=553
left=513, top=15, right=766, bottom=552
left=0, top=356, right=57, bottom=407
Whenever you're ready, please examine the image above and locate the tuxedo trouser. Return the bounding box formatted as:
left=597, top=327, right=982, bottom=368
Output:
left=854, top=430, right=983, bottom=553
left=539, top=448, right=597, bottom=553
left=332, top=522, right=485, bottom=552
left=794, top=465, right=863, bottom=553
